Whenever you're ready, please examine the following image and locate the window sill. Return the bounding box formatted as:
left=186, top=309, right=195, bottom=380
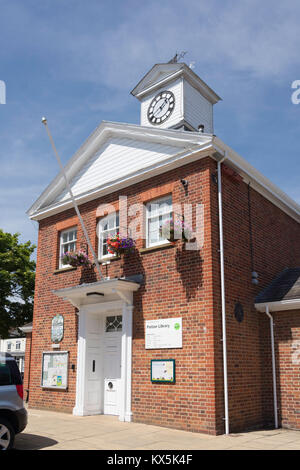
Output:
left=140, top=243, right=175, bottom=254
left=53, top=266, right=77, bottom=274
left=98, top=256, right=121, bottom=263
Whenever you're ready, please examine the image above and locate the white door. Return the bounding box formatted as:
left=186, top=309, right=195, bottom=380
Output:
left=85, top=314, right=103, bottom=414
left=103, top=315, right=122, bottom=415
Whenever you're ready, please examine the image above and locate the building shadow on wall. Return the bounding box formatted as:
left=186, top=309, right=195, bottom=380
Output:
left=175, top=245, right=203, bottom=302
left=122, top=248, right=146, bottom=341
left=79, top=265, right=98, bottom=284
left=268, top=312, right=300, bottom=429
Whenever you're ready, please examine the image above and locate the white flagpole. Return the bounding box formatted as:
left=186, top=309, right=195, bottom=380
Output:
left=41, top=117, right=104, bottom=281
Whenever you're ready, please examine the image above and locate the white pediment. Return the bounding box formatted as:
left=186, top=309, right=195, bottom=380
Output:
left=131, top=64, right=184, bottom=98
left=52, top=136, right=194, bottom=205
left=131, top=63, right=221, bottom=104
left=28, top=122, right=213, bottom=220
left=27, top=120, right=300, bottom=225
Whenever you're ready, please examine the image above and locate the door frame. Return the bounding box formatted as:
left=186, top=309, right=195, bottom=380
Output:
left=73, top=299, right=133, bottom=422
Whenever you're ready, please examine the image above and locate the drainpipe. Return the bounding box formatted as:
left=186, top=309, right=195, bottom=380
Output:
left=26, top=332, right=32, bottom=403
left=265, top=305, right=279, bottom=428
left=217, top=152, right=230, bottom=435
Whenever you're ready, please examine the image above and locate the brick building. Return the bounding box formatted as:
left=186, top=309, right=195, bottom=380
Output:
left=26, top=62, right=300, bottom=435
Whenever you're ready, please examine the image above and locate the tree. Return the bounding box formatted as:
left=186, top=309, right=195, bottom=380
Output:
left=0, top=230, right=36, bottom=338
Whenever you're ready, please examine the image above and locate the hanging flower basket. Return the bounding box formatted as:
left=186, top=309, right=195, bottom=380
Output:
left=160, top=218, right=193, bottom=243
left=107, top=233, right=136, bottom=256
left=61, top=250, right=92, bottom=268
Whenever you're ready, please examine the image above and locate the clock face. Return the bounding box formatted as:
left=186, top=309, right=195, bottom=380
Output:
left=147, top=90, right=175, bottom=125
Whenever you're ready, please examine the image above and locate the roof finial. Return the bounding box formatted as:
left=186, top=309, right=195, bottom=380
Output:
left=168, top=51, right=187, bottom=64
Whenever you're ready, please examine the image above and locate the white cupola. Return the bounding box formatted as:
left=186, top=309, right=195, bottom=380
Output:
left=131, top=62, right=221, bottom=133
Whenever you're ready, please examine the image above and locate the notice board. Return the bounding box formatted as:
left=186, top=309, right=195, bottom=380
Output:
left=41, top=351, right=69, bottom=389
left=151, top=359, right=175, bottom=383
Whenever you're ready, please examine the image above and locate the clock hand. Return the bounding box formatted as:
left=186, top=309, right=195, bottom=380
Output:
left=161, top=100, right=168, bottom=110
left=157, top=99, right=168, bottom=113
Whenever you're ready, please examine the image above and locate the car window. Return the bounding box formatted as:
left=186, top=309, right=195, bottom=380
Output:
left=0, top=354, right=22, bottom=386
left=0, top=362, right=12, bottom=385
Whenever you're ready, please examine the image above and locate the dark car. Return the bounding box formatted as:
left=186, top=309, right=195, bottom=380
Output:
left=0, top=353, right=27, bottom=450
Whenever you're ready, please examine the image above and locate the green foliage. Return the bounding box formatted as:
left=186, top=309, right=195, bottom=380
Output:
left=0, top=229, right=36, bottom=338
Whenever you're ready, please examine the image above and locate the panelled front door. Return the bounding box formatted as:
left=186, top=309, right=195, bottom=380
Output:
left=103, top=315, right=122, bottom=415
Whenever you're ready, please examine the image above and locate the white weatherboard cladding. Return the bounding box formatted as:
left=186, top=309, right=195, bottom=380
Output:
left=140, top=78, right=183, bottom=129
left=184, top=81, right=213, bottom=133
left=52, top=136, right=182, bottom=205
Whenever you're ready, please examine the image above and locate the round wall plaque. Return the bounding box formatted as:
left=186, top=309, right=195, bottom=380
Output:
left=51, top=314, right=64, bottom=343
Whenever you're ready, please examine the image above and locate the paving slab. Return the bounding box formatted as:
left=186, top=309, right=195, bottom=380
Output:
left=14, top=408, right=300, bottom=450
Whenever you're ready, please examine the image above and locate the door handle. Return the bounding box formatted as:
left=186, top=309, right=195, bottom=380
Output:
left=92, top=360, right=95, bottom=372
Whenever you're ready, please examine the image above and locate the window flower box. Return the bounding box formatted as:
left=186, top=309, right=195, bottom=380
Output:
left=61, top=250, right=92, bottom=268
left=160, top=218, right=192, bottom=243
left=107, top=233, right=136, bottom=257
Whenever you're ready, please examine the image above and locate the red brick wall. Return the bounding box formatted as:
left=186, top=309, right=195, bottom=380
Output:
left=28, top=153, right=300, bottom=434
left=212, top=164, right=300, bottom=433
left=29, top=156, right=221, bottom=433
left=273, top=310, right=300, bottom=430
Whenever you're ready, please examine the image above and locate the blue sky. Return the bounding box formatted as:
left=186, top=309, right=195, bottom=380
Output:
left=0, top=0, right=300, bottom=251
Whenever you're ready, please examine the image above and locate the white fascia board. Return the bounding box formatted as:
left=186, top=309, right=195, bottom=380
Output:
left=54, top=279, right=140, bottom=296
left=213, top=137, right=300, bottom=224
left=19, top=326, right=32, bottom=333
left=53, top=278, right=140, bottom=309
left=255, top=300, right=300, bottom=312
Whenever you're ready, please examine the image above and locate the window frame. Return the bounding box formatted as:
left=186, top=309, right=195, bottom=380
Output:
left=105, top=315, right=123, bottom=333
left=98, top=212, right=120, bottom=260
left=59, top=227, right=78, bottom=269
left=145, top=195, right=173, bottom=248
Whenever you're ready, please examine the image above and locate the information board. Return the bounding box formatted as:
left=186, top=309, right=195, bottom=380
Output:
left=41, top=351, right=68, bottom=389
left=151, top=359, right=175, bottom=383
left=145, top=318, right=182, bottom=349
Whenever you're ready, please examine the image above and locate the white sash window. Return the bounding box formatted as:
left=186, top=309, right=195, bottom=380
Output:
left=59, top=227, right=77, bottom=268
left=146, top=195, right=172, bottom=248
left=98, top=212, right=120, bottom=259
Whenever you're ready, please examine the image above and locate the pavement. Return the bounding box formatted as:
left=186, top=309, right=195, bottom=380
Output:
left=14, top=408, right=300, bottom=450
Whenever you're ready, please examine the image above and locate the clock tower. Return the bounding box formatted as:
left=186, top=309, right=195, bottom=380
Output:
left=131, top=62, right=221, bottom=133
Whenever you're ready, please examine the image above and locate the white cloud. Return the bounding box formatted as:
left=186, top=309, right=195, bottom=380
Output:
left=41, top=1, right=300, bottom=87
left=3, top=1, right=300, bottom=90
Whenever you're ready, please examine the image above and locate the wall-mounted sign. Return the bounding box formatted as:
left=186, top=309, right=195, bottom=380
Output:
left=51, top=314, right=64, bottom=343
left=41, top=351, right=68, bottom=389
left=145, top=318, right=182, bottom=349
left=151, top=359, right=175, bottom=383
